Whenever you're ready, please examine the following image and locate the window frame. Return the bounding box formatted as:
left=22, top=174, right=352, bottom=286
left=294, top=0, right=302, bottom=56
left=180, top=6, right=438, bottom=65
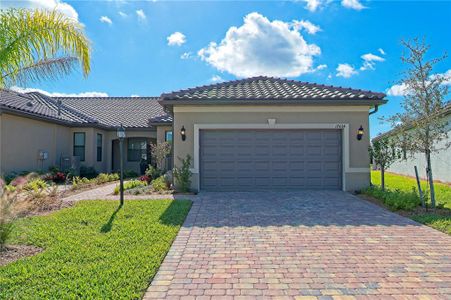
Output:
left=165, top=130, right=173, bottom=142
left=73, top=132, right=86, bottom=162
left=96, top=133, right=103, bottom=162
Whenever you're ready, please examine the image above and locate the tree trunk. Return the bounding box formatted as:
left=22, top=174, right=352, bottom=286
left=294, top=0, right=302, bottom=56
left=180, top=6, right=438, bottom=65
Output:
left=381, top=166, right=385, bottom=191
left=425, top=150, right=436, bottom=208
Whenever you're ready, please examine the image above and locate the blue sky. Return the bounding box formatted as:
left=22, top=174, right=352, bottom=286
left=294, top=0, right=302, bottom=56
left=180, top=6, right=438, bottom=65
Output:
left=3, top=0, right=451, bottom=137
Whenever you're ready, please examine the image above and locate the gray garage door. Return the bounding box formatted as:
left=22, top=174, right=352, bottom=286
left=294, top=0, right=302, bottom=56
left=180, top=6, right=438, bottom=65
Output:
left=200, top=129, right=342, bottom=191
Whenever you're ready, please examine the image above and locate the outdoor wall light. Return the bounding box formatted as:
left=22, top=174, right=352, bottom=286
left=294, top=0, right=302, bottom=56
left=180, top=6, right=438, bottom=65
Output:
left=180, top=126, right=186, bottom=141
left=357, top=125, right=364, bottom=141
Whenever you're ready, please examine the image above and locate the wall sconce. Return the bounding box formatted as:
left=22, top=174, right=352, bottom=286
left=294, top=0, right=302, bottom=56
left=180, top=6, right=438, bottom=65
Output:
left=357, top=125, right=364, bottom=140
left=180, top=126, right=186, bottom=141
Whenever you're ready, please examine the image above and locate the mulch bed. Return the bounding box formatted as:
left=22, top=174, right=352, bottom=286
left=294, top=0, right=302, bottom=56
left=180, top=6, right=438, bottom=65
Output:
left=0, top=245, right=43, bottom=267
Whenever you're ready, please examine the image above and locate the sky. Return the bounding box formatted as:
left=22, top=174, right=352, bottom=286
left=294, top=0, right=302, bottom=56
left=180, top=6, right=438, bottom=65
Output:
left=2, top=0, right=451, bottom=137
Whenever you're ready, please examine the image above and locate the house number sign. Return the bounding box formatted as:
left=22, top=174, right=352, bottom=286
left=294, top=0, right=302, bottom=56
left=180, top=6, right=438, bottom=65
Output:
left=335, top=124, right=346, bottom=129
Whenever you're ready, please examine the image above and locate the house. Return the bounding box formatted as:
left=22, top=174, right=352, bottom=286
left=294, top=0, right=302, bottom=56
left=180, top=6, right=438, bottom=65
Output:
left=372, top=102, right=451, bottom=184
left=1, top=77, right=387, bottom=191
left=0, top=90, right=172, bottom=175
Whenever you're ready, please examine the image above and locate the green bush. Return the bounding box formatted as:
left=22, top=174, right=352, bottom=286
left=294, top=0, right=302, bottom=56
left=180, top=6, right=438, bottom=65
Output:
left=362, top=186, right=421, bottom=211
left=24, top=178, right=48, bottom=192
left=173, top=155, right=192, bottom=193
left=113, top=180, right=147, bottom=195
left=96, top=173, right=119, bottom=184
left=145, top=165, right=161, bottom=180
left=152, top=176, right=168, bottom=192
left=124, top=170, right=138, bottom=178
left=412, top=214, right=451, bottom=235
left=79, top=166, right=98, bottom=179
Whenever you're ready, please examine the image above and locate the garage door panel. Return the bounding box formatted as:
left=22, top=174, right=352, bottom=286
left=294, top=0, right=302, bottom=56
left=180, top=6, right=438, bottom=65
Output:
left=200, top=129, right=342, bottom=191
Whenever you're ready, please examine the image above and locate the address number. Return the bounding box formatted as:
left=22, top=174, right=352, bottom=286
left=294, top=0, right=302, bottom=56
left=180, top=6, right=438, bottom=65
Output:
left=335, top=124, right=346, bottom=129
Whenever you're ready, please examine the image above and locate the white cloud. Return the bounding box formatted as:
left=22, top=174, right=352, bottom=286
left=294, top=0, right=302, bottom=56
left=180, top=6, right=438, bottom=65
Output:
left=180, top=52, right=192, bottom=60
left=316, top=64, right=327, bottom=71
left=302, top=0, right=323, bottom=12
left=130, top=94, right=140, bottom=97
left=167, top=32, right=186, bottom=46
left=292, top=20, right=321, bottom=35
left=2, top=0, right=79, bottom=21
left=198, top=12, right=321, bottom=78
left=211, top=75, right=224, bottom=83
left=118, top=11, right=127, bottom=18
left=378, top=48, right=386, bottom=55
left=136, top=9, right=146, bottom=21
left=341, top=0, right=366, bottom=10
left=386, top=69, right=451, bottom=97
left=360, top=53, right=385, bottom=71
left=99, top=16, right=112, bottom=25
left=11, top=86, right=108, bottom=97
left=386, top=83, right=408, bottom=97
left=336, top=63, right=358, bottom=78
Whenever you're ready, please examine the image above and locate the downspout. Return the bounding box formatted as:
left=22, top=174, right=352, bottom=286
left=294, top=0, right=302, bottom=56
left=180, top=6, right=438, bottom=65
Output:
left=369, top=105, right=379, bottom=115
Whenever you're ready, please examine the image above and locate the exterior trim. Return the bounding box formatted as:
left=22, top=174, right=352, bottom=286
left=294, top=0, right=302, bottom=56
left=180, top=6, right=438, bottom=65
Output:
left=161, top=99, right=387, bottom=107
left=174, top=106, right=371, bottom=113
left=191, top=123, right=369, bottom=192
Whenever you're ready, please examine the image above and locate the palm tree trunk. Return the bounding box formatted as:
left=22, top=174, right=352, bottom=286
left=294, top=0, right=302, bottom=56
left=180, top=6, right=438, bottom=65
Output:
left=425, top=150, right=436, bottom=208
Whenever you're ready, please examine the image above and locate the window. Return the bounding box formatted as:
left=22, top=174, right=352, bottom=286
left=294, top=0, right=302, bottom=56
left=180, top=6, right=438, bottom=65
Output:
left=127, top=138, right=147, bottom=162
left=97, top=133, right=103, bottom=162
left=165, top=131, right=173, bottom=142
left=73, top=132, right=85, bottom=161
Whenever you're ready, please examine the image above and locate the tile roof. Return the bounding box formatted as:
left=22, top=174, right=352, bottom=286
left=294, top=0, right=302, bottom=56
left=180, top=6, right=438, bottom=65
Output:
left=0, top=90, right=172, bottom=128
left=55, top=96, right=171, bottom=128
left=0, top=89, right=96, bottom=124
left=161, top=76, right=386, bottom=103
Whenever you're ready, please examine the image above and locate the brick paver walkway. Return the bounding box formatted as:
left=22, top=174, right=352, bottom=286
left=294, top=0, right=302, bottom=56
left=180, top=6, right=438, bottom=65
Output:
left=144, top=191, right=451, bottom=299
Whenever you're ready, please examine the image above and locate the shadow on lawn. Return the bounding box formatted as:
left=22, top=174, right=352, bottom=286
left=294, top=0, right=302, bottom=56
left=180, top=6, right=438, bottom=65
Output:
left=100, top=204, right=123, bottom=233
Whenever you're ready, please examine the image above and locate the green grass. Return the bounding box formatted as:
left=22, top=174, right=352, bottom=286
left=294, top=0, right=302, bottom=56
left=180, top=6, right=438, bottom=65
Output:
left=371, top=170, right=451, bottom=208
left=411, top=214, right=451, bottom=235
left=0, top=200, right=191, bottom=299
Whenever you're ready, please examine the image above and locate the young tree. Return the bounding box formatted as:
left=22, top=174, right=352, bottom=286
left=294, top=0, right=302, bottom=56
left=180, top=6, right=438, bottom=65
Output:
left=150, top=142, right=171, bottom=172
left=0, top=9, right=91, bottom=88
left=388, top=38, right=449, bottom=208
left=369, top=137, right=400, bottom=191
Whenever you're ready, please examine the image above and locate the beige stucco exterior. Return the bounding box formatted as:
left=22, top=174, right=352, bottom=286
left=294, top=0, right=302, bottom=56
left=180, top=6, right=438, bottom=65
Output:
left=0, top=112, right=163, bottom=176
left=172, top=105, right=372, bottom=192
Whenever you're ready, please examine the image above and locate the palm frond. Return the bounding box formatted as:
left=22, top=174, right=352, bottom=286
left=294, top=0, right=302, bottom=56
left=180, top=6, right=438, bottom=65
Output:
left=3, top=57, right=78, bottom=87
left=0, top=8, right=91, bottom=88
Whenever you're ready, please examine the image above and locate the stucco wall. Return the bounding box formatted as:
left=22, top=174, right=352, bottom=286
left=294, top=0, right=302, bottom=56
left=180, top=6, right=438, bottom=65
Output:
left=0, top=113, right=72, bottom=174
left=385, top=114, right=451, bottom=183
left=172, top=105, right=371, bottom=192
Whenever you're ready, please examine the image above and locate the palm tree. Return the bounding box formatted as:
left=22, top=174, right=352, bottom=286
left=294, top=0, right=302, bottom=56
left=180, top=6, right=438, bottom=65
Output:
left=0, top=8, right=90, bottom=88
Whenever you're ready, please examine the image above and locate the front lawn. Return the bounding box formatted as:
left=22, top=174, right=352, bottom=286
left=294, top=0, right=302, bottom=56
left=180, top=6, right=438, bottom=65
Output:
left=0, top=199, right=191, bottom=299
left=371, top=170, right=451, bottom=208
left=364, top=171, right=450, bottom=235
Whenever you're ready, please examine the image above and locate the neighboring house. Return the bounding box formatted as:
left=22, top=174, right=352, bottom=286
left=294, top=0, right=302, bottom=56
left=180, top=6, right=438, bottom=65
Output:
left=0, top=90, right=172, bottom=175
left=372, top=103, right=451, bottom=184
left=1, top=77, right=387, bottom=191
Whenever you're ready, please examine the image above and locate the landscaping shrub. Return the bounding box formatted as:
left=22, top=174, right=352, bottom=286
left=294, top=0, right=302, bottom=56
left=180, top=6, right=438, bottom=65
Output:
left=152, top=176, right=168, bottom=192
left=145, top=165, right=161, bottom=180
left=362, top=186, right=421, bottom=211
left=23, top=178, right=48, bottom=192
left=79, top=166, right=98, bottom=179
left=124, top=169, right=138, bottom=178
left=0, top=180, right=16, bottom=251
left=139, top=175, right=151, bottom=183
left=96, top=173, right=119, bottom=184
left=113, top=180, right=147, bottom=195
left=173, top=155, right=192, bottom=193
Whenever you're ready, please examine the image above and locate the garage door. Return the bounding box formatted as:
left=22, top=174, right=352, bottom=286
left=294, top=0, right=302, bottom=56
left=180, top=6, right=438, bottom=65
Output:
left=200, top=129, right=342, bottom=191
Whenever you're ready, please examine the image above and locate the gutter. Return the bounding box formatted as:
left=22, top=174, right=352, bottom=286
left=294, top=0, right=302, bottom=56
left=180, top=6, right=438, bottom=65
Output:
left=369, top=105, right=379, bottom=115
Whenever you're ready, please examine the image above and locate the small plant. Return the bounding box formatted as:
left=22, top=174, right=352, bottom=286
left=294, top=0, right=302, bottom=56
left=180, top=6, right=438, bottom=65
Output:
left=96, top=173, right=119, bottom=184
left=173, top=155, right=192, bottom=193
left=145, top=165, right=162, bottom=180
left=151, top=176, right=168, bottom=192
left=139, top=175, right=151, bottom=183
left=0, top=178, right=18, bottom=251
left=24, top=178, right=48, bottom=192
left=113, top=180, right=147, bottom=195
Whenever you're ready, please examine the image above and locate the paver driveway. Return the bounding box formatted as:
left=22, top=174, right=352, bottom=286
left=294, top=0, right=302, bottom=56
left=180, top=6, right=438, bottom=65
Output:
left=144, top=191, right=451, bottom=299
